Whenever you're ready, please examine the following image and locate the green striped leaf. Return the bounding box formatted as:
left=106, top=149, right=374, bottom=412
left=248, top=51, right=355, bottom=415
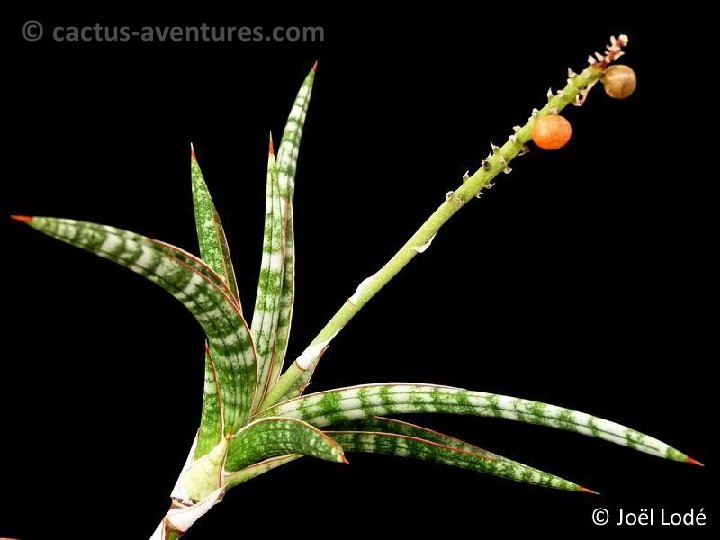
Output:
left=191, top=145, right=240, bottom=304
left=260, top=383, right=693, bottom=463
left=225, top=417, right=346, bottom=472
left=329, top=417, right=583, bottom=491
left=328, top=430, right=584, bottom=492
left=270, top=201, right=295, bottom=389
left=224, top=455, right=299, bottom=489
left=271, top=65, right=316, bottom=397
left=332, top=417, right=494, bottom=455
left=23, top=217, right=257, bottom=432
left=251, top=136, right=284, bottom=409
left=192, top=147, right=243, bottom=456
left=195, top=343, right=222, bottom=458
left=276, top=64, right=316, bottom=198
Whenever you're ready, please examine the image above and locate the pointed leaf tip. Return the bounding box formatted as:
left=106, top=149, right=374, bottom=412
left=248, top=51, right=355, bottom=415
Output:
left=269, top=133, right=275, bottom=155
left=580, top=486, right=601, bottom=495
left=687, top=456, right=705, bottom=467
left=190, top=142, right=196, bottom=158
left=312, top=60, right=318, bottom=72
left=11, top=215, right=33, bottom=223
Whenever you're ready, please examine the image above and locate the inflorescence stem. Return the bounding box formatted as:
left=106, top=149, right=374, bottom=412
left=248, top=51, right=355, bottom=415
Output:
left=261, top=37, right=627, bottom=410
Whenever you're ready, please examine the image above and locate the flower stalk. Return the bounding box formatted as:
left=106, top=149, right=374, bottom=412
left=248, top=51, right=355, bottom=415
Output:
left=261, top=37, right=627, bottom=409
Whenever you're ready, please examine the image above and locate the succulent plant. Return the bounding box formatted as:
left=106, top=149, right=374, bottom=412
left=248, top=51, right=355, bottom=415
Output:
left=10, top=35, right=701, bottom=539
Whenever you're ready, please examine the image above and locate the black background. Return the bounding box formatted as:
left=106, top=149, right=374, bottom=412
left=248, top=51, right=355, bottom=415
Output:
left=1, top=8, right=714, bottom=539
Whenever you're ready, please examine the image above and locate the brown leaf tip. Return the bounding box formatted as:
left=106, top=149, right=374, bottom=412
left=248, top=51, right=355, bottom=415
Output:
left=269, top=132, right=275, bottom=155
left=312, top=60, right=319, bottom=73
left=687, top=456, right=705, bottom=467
left=580, top=486, right=601, bottom=495
left=11, top=215, right=33, bottom=223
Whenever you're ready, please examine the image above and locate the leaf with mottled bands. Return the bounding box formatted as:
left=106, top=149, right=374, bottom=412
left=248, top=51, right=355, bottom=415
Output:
left=225, top=417, right=345, bottom=472
left=327, top=430, right=583, bottom=491
left=224, top=455, right=299, bottom=489
left=191, top=151, right=243, bottom=455
left=278, top=365, right=308, bottom=401
left=251, top=138, right=284, bottom=410
left=329, top=417, right=582, bottom=491
left=331, top=417, right=494, bottom=455
left=260, top=383, right=692, bottom=463
left=150, top=239, right=235, bottom=300
left=269, top=203, right=294, bottom=389
left=24, top=217, right=257, bottom=432
left=191, top=149, right=240, bottom=304
left=270, top=66, right=316, bottom=395
left=195, top=344, right=222, bottom=458
left=276, top=66, right=315, bottom=197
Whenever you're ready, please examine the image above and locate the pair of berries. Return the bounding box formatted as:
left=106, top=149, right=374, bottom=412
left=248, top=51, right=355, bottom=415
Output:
left=531, top=65, right=636, bottom=150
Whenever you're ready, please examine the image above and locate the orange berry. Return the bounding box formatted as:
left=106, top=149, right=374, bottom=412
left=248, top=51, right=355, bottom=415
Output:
left=602, top=65, right=636, bottom=99
left=531, top=114, right=572, bottom=150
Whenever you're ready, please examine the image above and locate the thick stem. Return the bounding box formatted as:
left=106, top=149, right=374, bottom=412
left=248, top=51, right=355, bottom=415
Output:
left=261, top=64, right=607, bottom=410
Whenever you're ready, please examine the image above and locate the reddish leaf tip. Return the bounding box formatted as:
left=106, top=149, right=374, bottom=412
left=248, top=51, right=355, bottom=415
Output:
left=269, top=133, right=275, bottom=155
left=339, top=452, right=349, bottom=465
left=311, top=60, right=319, bottom=72
left=10, top=215, right=33, bottom=223
left=190, top=142, right=196, bottom=158
left=687, top=456, right=705, bottom=467
left=580, top=486, right=601, bottom=495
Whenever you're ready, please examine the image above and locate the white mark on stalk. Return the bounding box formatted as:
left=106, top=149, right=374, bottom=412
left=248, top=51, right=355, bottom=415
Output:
left=348, top=274, right=376, bottom=305
left=295, top=330, right=339, bottom=370
left=412, top=233, right=437, bottom=254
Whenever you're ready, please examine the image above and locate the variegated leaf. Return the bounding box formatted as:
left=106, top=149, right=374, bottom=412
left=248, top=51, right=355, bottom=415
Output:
left=190, top=147, right=240, bottom=302
left=191, top=147, right=244, bottom=455
left=251, top=136, right=284, bottom=410
left=195, top=344, right=222, bottom=458
left=276, top=63, right=316, bottom=198
left=260, top=383, right=693, bottom=463
left=329, top=417, right=584, bottom=491
left=225, top=417, right=345, bottom=472
left=328, top=430, right=585, bottom=492
left=22, top=217, right=257, bottom=432
left=270, top=64, right=317, bottom=395
left=268, top=200, right=295, bottom=391
left=224, top=455, right=299, bottom=489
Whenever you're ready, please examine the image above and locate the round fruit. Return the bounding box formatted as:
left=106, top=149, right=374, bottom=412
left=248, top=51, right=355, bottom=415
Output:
left=602, top=65, right=636, bottom=99
left=531, top=114, right=572, bottom=150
